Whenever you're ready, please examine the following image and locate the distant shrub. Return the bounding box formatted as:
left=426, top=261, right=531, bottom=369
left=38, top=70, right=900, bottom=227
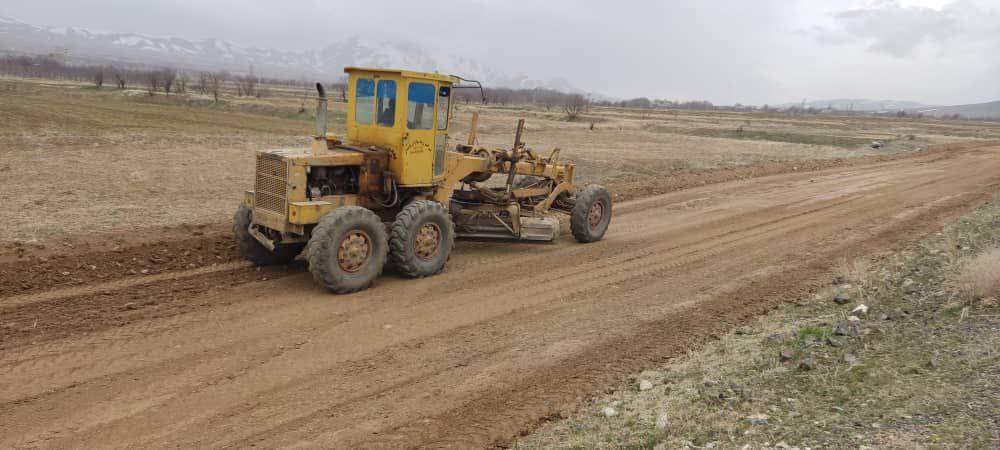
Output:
left=958, top=247, right=1000, bottom=301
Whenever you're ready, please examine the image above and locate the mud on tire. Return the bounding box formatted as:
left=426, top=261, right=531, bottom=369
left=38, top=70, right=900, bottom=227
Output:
left=233, top=204, right=303, bottom=265
left=570, top=184, right=612, bottom=243
left=306, top=206, right=388, bottom=294
left=390, top=200, right=455, bottom=278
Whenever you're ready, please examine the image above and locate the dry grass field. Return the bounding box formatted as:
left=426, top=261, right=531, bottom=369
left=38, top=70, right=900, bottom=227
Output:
left=2, top=77, right=999, bottom=244
left=2, top=75, right=1000, bottom=448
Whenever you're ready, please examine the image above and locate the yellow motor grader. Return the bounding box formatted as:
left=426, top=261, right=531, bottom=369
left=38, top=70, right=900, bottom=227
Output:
left=236, top=67, right=612, bottom=293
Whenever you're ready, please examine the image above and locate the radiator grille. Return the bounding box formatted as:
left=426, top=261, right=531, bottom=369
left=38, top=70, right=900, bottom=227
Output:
left=254, top=154, right=287, bottom=214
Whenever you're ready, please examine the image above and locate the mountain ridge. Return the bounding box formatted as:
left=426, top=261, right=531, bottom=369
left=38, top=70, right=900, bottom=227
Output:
left=0, top=15, right=594, bottom=96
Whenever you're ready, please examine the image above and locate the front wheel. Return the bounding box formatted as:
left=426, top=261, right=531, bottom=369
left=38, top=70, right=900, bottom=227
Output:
left=233, top=204, right=302, bottom=265
left=570, top=184, right=612, bottom=243
left=306, top=207, right=388, bottom=294
left=390, top=200, right=455, bottom=277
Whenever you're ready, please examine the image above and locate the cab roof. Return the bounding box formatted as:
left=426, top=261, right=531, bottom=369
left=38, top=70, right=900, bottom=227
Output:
left=344, top=66, right=459, bottom=84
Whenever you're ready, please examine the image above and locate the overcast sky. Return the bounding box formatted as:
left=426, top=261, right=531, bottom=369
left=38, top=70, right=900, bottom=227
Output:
left=3, top=0, right=998, bottom=105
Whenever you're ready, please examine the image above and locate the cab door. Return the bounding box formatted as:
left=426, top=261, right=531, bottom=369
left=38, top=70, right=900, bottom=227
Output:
left=403, top=81, right=438, bottom=185
left=434, top=85, right=451, bottom=180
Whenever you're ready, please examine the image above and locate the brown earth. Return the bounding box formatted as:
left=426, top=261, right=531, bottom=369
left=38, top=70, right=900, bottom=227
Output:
left=1, top=143, right=999, bottom=448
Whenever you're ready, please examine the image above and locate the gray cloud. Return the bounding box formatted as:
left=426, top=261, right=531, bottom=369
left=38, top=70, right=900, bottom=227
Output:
left=2, top=0, right=998, bottom=105
left=812, top=0, right=997, bottom=57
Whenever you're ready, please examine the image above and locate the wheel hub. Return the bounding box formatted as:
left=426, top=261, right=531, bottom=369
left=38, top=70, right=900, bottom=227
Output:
left=337, top=230, right=371, bottom=273
left=587, top=201, right=605, bottom=229
left=414, top=223, right=441, bottom=261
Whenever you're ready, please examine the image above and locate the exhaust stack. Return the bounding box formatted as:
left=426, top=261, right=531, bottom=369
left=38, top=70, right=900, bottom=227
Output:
left=315, top=82, right=328, bottom=138
left=312, top=83, right=329, bottom=156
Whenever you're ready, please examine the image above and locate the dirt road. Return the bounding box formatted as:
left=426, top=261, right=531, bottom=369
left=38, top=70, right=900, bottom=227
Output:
left=2, top=144, right=999, bottom=449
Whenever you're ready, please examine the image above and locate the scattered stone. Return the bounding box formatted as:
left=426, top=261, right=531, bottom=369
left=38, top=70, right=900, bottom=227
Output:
left=60, top=271, right=71, bottom=276
left=840, top=284, right=853, bottom=290
left=705, top=442, right=718, bottom=449
left=601, top=406, right=617, bottom=417
left=655, top=413, right=670, bottom=430
left=832, top=275, right=846, bottom=285
left=120, top=302, right=138, bottom=310
left=826, top=336, right=843, bottom=347
left=140, top=269, right=150, bottom=275
left=745, top=414, right=769, bottom=425
left=703, top=379, right=719, bottom=387
left=851, top=304, right=869, bottom=315
left=833, top=293, right=851, bottom=304
left=843, top=353, right=859, bottom=364
left=766, top=333, right=786, bottom=345
left=833, top=322, right=857, bottom=336
left=887, top=308, right=907, bottom=321
left=779, top=350, right=795, bottom=362
left=847, top=315, right=861, bottom=322
left=735, top=326, right=753, bottom=335
left=638, top=379, right=653, bottom=391
left=799, top=357, right=816, bottom=371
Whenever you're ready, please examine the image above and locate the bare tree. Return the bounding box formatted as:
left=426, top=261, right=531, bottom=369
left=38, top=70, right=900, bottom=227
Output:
left=93, top=69, right=104, bottom=88
left=175, top=73, right=188, bottom=94
left=114, top=71, right=127, bottom=89
left=205, top=71, right=225, bottom=103
left=147, top=71, right=160, bottom=95
left=161, top=69, right=177, bottom=95
left=235, top=74, right=257, bottom=97
left=563, top=94, right=588, bottom=121
left=198, top=72, right=210, bottom=94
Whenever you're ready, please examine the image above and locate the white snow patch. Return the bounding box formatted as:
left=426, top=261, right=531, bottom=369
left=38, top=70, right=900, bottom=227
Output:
left=113, top=36, right=147, bottom=46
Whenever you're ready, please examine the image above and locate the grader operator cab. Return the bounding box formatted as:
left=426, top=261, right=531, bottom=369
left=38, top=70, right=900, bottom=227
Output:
left=236, top=67, right=612, bottom=293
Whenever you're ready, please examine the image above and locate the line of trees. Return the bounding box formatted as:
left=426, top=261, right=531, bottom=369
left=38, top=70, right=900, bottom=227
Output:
left=3, top=54, right=979, bottom=121
left=0, top=55, right=306, bottom=101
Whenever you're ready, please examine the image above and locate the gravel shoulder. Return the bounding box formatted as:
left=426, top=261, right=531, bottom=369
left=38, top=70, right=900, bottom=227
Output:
left=516, top=195, right=1000, bottom=449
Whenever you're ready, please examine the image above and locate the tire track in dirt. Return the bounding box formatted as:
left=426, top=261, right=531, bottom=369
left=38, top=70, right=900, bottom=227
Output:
left=214, top=153, right=991, bottom=448
left=0, top=189, right=861, bottom=404
left=1, top=143, right=998, bottom=448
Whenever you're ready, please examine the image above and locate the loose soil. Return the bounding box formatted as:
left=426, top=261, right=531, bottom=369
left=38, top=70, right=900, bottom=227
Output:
left=2, top=142, right=999, bottom=448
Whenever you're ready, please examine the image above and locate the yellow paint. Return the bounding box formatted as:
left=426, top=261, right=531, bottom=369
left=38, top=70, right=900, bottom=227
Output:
left=248, top=66, right=580, bottom=241
left=345, top=67, right=456, bottom=186
left=288, top=197, right=360, bottom=224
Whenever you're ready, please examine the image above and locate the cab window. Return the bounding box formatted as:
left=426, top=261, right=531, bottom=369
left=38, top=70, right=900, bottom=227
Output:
left=355, top=78, right=375, bottom=125
left=407, top=82, right=435, bottom=130
left=376, top=80, right=396, bottom=127
left=437, top=86, right=451, bottom=131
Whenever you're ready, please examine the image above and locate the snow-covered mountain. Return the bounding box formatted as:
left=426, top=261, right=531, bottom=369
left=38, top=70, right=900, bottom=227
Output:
left=775, top=98, right=934, bottom=112
left=0, top=15, right=591, bottom=94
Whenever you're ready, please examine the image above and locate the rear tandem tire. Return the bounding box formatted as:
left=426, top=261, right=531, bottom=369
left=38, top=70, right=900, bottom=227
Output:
left=233, top=204, right=302, bottom=265
left=306, top=206, right=388, bottom=294
left=570, top=184, right=612, bottom=243
left=390, top=200, right=455, bottom=278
